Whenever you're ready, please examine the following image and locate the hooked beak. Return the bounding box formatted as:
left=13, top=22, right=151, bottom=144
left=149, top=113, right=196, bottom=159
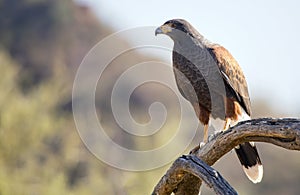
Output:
left=155, top=25, right=172, bottom=36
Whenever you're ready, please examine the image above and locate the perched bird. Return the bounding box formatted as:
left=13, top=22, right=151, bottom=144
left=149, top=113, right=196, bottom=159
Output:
left=155, top=19, right=263, bottom=183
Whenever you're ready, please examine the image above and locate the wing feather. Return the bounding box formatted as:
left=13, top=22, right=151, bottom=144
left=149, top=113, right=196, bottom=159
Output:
left=208, top=45, right=251, bottom=115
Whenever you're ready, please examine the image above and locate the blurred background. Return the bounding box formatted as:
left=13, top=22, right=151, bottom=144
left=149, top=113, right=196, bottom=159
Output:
left=1, top=0, right=300, bottom=194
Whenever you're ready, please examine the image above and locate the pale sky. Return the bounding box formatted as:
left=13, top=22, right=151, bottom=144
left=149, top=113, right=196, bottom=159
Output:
left=76, top=0, right=300, bottom=116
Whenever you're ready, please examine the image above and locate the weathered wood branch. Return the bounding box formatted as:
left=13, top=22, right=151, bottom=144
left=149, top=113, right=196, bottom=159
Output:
left=152, top=118, right=300, bottom=195
left=152, top=155, right=237, bottom=195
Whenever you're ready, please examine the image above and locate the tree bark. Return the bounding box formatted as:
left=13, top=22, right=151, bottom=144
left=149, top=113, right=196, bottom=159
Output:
left=152, top=118, right=300, bottom=195
left=152, top=155, right=237, bottom=195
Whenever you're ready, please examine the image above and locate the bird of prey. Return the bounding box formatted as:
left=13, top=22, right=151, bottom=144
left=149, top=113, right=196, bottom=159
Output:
left=155, top=19, right=263, bottom=183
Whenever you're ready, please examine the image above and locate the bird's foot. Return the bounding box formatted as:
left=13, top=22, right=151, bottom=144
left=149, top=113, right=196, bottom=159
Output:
left=199, top=142, right=206, bottom=148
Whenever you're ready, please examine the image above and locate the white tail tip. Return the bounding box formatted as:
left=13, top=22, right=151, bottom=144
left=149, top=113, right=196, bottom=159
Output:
left=243, top=164, right=263, bottom=183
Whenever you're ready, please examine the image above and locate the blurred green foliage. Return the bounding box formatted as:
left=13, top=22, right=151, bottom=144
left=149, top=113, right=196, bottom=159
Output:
left=0, top=1, right=164, bottom=194
left=0, top=0, right=115, bottom=194
left=0, top=51, right=66, bottom=194
left=0, top=50, right=166, bottom=194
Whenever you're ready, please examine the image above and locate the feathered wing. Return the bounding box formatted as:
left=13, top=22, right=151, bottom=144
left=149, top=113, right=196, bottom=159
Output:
left=208, top=45, right=263, bottom=183
left=208, top=45, right=251, bottom=115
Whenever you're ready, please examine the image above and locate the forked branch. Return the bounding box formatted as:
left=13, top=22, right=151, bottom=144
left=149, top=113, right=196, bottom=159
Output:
left=152, top=118, right=300, bottom=195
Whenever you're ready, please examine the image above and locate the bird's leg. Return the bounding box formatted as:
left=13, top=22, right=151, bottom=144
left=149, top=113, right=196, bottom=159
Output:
left=198, top=124, right=209, bottom=149
left=203, top=124, right=209, bottom=143
left=223, top=118, right=231, bottom=131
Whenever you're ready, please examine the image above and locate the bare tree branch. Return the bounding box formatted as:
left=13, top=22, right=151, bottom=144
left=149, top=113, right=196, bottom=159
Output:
left=152, top=118, right=300, bottom=195
left=152, top=155, right=237, bottom=195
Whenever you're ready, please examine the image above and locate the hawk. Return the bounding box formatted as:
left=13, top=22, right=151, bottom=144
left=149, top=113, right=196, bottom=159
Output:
left=155, top=19, right=263, bottom=183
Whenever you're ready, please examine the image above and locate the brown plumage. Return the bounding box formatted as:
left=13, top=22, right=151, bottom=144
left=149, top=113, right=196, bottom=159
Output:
left=155, top=19, right=263, bottom=183
left=209, top=45, right=251, bottom=116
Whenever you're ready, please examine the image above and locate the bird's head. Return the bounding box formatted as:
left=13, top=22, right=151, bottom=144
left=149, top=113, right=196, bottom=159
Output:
left=155, top=19, right=197, bottom=40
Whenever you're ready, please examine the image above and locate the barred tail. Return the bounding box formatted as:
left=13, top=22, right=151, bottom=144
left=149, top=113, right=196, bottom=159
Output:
left=235, top=142, right=263, bottom=183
